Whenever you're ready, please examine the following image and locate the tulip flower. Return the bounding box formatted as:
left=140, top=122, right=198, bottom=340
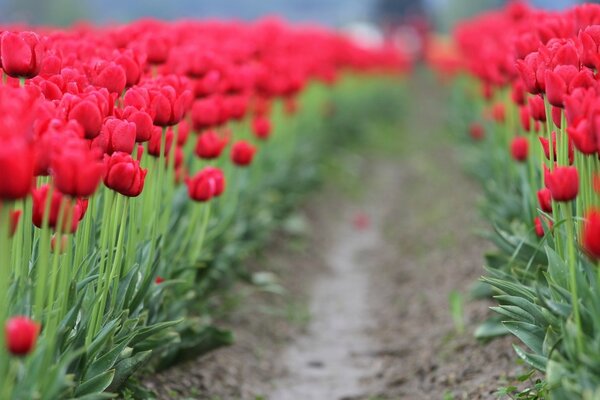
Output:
left=469, top=123, right=484, bottom=141
left=104, top=152, right=147, bottom=197
left=32, top=185, right=86, bottom=233
left=534, top=216, right=553, bottom=238
left=230, top=141, right=256, bottom=166
left=510, top=136, right=528, bottom=162
left=0, top=31, right=44, bottom=78
left=186, top=169, right=216, bottom=202
left=5, top=316, right=40, bottom=356
left=0, top=135, right=34, bottom=200
left=545, top=166, right=579, bottom=202
left=195, top=130, right=227, bottom=160
left=92, top=118, right=137, bottom=155
left=51, top=139, right=104, bottom=197
left=252, top=115, right=271, bottom=140
left=582, top=209, right=600, bottom=260
left=537, top=188, right=553, bottom=213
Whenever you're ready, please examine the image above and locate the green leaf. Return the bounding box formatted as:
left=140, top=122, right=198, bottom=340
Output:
left=512, top=344, right=547, bottom=372
left=474, top=317, right=509, bottom=340
left=504, top=321, right=545, bottom=355
left=106, top=350, right=152, bottom=392
left=75, top=370, right=115, bottom=397
left=85, top=340, right=130, bottom=381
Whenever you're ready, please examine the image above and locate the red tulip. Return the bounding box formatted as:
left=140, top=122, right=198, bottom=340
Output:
left=545, top=166, right=579, bottom=202
left=230, top=141, right=256, bottom=166
left=148, top=126, right=174, bottom=157
left=510, top=136, right=528, bottom=162
left=5, top=316, right=39, bottom=356
left=203, top=166, right=225, bottom=197
left=104, top=152, right=147, bottom=197
left=89, top=61, right=127, bottom=94
left=469, top=123, right=484, bottom=141
left=534, top=216, right=552, bottom=238
left=0, top=135, right=34, bottom=200
left=537, top=188, right=553, bottom=213
left=0, top=32, right=44, bottom=78
left=32, top=185, right=86, bottom=233
left=194, top=130, right=227, bottom=160
left=582, top=209, right=600, bottom=260
left=51, top=139, right=104, bottom=198
left=185, top=168, right=217, bottom=202
left=252, top=115, right=271, bottom=140
left=92, top=118, right=137, bottom=155
left=191, top=97, right=221, bottom=130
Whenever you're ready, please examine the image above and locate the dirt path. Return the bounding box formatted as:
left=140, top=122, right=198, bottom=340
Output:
left=147, top=73, right=526, bottom=399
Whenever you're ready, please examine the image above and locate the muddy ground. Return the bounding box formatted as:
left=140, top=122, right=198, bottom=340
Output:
left=145, top=75, right=530, bottom=400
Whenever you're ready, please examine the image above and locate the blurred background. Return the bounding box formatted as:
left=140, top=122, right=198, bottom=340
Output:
left=0, top=0, right=597, bottom=29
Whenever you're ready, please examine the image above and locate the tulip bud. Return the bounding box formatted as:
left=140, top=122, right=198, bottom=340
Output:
left=0, top=135, right=34, bottom=200
left=545, top=166, right=579, bottom=202
left=534, top=216, right=553, bottom=238
left=582, top=209, right=600, bottom=260
left=230, top=141, right=256, bottom=167
left=0, top=32, right=44, bottom=78
left=51, top=139, right=104, bottom=197
left=195, top=130, right=227, bottom=160
left=104, top=152, right=147, bottom=197
left=92, top=118, right=137, bottom=155
left=537, top=188, right=553, bottom=213
left=5, top=316, right=39, bottom=356
left=185, top=169, right=217, bottom=202
left=252, top=115, right=271, bottom=140
left=469, top=123, right=484, bottom=141
left=510, top=136, right=528, bottom=162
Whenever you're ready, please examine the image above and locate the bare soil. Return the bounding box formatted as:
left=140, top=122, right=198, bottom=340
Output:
left=145, top=75, right=528, bottom=400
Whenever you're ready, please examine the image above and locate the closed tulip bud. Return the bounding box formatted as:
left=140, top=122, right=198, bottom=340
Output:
left=191, top=97, right=220, bottom=130
left=537, top=188, right=553, bottom=213
left=544, top=70, right=567, bottom=108
left=92, top=118, right=137, bottom=155
left=148, top=126, right=174, bottom=157
left=104, top=152, right=147, bottom=197
left=186, top=169, right=216, bottom=202
left=195, top=130, right=227, bottom=160
left=122, top=107, right=153, bottom=143
left=32, top=185, right=85, bottom=233
left=545, top=166, right=579, bottom=202
left=51, top=139, right=104, bottom=197
left=491, top=103, right=505, bottom=123
left=539, top=131, right=573, bottom=164
left=519, top=106, right=531, bottom=132
left=67, top=99, right=104, bottom=139
left=0, top=135, right=34, bottom=200
left=252, top=115, right=271, bottom=140
left=528, top=95, right=546, bottom=122
left=176, top=119, right=191, bottom=146
left=0, top=206, right=21, bottom=237
left=230, top=141, right=256, bottom=167
left=582, top=209, right=600, bottom=260
left=204, top=167, right=225, bottom=197
left=89, top=61, right=126, bottom=95
left=551, top=106, right=562, bottom=129
left=510, top=136, right=528, bottom=162
left=50, top=233, right=69, bottom=254
left=469, top=123, right=484, bottom=141
left=0, top=32, right=44, bottom=78
left=534, top=216, right=552, bottom=238
left=5, top=316, right=39, bottom=356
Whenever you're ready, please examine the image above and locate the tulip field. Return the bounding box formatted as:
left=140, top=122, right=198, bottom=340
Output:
left=0, top=17, right=410, bottom=399
left=429, top=2, right=600, bottom=399
left=11, top=1, right=600, bottom=399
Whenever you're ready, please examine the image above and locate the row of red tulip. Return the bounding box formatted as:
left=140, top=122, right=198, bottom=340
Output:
left=438, top=1, right=600, bottom=396
left=0, top=17, right=410, bottom=398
